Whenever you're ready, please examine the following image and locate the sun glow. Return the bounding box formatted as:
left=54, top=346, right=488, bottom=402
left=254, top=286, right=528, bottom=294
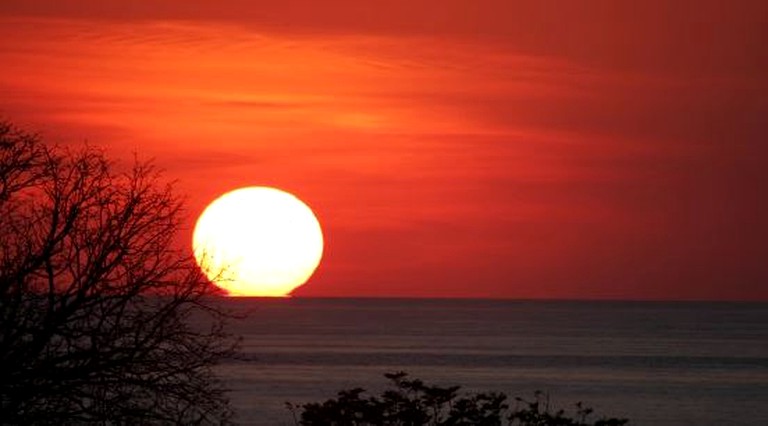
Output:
left=192, top=187, right=324, bottom=297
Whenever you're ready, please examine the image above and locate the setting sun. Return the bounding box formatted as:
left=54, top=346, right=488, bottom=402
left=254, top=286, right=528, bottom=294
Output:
left=192, top=187, right=324, bottom=297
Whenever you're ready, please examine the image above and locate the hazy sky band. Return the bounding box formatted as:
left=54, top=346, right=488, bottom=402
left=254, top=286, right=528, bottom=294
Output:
left=1, top=1, right=766, bottom=299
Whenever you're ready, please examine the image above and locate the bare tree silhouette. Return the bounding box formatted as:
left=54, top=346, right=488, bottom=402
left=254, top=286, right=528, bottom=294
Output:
left=0, top=121, right=238, bottom=425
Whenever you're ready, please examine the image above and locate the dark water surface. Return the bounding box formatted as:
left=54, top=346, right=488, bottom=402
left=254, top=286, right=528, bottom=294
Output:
left=215, top=298, right=768, bottom=425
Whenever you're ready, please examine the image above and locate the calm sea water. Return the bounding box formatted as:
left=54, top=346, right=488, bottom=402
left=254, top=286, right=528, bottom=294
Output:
left=214, top=298, right=768, bottom=425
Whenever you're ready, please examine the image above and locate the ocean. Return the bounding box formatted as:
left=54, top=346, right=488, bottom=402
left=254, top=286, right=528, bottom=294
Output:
left=215, top=298, right=768, bottom=425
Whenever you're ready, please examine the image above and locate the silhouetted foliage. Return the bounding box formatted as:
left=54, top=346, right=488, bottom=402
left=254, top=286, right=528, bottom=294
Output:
left=0, top=122, right=238, bottom=424
left=287, top=372, right=628, bottom=426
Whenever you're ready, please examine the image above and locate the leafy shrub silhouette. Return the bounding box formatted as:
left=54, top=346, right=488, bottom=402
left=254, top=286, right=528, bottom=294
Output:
left=287, top=372, right=628, bottom=426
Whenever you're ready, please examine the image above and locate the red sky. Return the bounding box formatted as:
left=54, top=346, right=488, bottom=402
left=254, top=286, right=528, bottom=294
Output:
left=1, top=1, right=767, bottom=300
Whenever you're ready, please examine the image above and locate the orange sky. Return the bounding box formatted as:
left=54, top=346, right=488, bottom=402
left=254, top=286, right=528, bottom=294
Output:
left=1, top=1, right=767, bottom=299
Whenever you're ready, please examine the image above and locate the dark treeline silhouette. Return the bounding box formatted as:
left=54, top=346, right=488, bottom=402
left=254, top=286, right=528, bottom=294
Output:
left=287, top=372, right=629, bottom=426
left=0, top=121, right=237, bottom=424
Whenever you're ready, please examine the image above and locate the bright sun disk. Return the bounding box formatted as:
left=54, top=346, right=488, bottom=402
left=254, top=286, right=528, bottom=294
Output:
left=192, top=187, right=324, bottom=297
